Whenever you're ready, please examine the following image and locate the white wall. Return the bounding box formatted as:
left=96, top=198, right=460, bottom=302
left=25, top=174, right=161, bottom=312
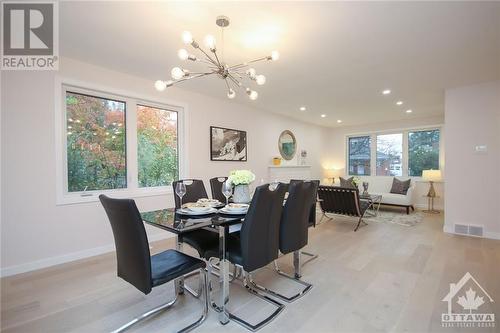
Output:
left=323, top=115, right=446, bottom=210
left=444, top=81, right=500, bottom=239
left=0, top=57, right=331, bottom=276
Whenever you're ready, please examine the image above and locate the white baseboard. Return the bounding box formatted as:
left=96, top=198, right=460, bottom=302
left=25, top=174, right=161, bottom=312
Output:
left=443, top=224, right=500, bottom=240
left=0, top=233, right=173, bottom=278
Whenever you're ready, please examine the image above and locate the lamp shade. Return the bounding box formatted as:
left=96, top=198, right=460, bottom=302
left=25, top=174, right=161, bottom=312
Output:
left=325, top=168, right=343, bottom=178
left=422, top=169, right=442, bottom=182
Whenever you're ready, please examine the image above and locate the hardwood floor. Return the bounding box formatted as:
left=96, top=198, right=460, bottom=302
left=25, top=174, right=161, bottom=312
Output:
left=2, top=211, right=499, bottom=333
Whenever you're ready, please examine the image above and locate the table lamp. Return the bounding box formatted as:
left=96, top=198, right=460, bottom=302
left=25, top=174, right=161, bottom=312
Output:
left=325, top=168, right=343, bottom=185
left=422, top=169, right=441, bottom=213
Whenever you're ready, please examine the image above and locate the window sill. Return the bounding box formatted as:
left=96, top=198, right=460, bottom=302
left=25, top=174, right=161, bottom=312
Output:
left=56, top=187, right=173, bottom=206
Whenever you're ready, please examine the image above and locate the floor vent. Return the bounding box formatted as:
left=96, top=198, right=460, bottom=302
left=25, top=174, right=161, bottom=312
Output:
left=454, top=224, right=483, bottom=237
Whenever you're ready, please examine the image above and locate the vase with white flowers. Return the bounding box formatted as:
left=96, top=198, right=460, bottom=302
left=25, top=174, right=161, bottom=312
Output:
left=228, top=169, right=256, bottom=203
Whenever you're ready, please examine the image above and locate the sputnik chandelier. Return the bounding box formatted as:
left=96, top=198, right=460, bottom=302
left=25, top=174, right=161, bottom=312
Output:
left=154, top=15, right=279, bottom=100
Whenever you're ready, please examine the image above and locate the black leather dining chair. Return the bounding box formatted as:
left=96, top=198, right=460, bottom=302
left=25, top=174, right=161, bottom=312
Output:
left=99, top=195, right=209, bottom=333
left=204, top=183, right=287, bottom=331
left=290, top=179, right=320, bottom=265
left=171, top=179, right=220, bottom=260
left=172, top=179, right=209, bottom=208
left=249, top=181, right=317, bottom=302
left=209, top=177, right=228, bottom=203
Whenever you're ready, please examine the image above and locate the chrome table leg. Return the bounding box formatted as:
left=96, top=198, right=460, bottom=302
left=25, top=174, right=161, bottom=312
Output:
left=174, top=236, right=185, bottom=295
left=293, top=250, right=301, bottom=279
left=218, top=226, right=230, bottom=325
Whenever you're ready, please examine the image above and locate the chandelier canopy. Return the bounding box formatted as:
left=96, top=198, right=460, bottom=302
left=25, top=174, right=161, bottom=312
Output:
left=155, top=15, right=279, bottom=100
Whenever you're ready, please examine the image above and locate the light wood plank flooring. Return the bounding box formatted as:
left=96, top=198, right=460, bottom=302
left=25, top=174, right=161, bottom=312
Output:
left=2, top=211, right=500, bottom=332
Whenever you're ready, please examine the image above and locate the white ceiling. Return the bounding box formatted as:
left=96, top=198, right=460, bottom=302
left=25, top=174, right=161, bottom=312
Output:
left=60, top=1, right=500, bottom=127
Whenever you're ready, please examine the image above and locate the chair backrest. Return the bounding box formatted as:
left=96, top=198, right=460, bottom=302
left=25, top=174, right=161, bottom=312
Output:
left=99, top=195, right=153, bottom=294
left=240, top=183, right=287, bottom=272
left=317, top=186, right=362, bottom=217
left=279, top=181, right=318, bottom=254
left=172, top=179, right=208, bottom=208
left=209, top=177, right=228, bottom=203
left=290, top=179, right=320, bottom=227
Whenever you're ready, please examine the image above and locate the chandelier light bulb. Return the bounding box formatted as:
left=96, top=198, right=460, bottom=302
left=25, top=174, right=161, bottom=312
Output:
left=171, top=67, right=185, bottom=80
left=154, top=80, right=167, bottom=91
left=204, top=34, right=216, bottom=50
left=246, top=68, right=256, bottom=78
left=182, top=31, right=193, bottom=44
left=178, top=49, right=189, bottom=61
left=247, top=89, right=258, bottom=100
left=255, top=74, right=266, bottom=85
left=271, top=51, right=280, bottom=61
left=227, top=89, right=236, bottom=99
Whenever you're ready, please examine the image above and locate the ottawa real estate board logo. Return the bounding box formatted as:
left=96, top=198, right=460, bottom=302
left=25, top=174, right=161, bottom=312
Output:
left=1, top=1, right=58, bottom=70
left=442, top=272, right=495, bottom=328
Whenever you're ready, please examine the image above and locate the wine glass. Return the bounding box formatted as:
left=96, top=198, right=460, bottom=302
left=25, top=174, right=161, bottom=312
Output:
left=175, top=182, right=187, bottom=209
left=222, top=180, right=232, bottom=206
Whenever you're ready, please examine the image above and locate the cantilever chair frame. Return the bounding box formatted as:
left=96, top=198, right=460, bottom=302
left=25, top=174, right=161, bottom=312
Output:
left=317, top=186, right=370, bottom=231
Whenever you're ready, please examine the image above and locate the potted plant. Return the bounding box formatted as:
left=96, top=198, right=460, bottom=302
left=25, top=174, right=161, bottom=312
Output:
left=228, top=169, right=256, bottom=203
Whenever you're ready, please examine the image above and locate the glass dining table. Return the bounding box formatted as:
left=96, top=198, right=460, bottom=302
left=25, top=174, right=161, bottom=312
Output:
left=140, top=208, right=244, bottom=325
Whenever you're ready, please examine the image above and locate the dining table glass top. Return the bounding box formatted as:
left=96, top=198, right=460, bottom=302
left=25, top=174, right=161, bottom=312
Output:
left=141, top=208, right=245, bottom=234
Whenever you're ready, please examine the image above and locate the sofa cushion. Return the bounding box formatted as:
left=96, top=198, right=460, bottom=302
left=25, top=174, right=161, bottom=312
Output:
left=390, top=178, right=411, bottom=195
left=340, top=177, right=356, bottom=189
left=372, top=192, right=412, bottom=206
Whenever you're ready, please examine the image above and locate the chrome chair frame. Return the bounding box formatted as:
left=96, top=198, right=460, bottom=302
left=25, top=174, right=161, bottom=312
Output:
left=207, top=258, right=285, bottom=331
left=112, top=268, right=209, bottom=333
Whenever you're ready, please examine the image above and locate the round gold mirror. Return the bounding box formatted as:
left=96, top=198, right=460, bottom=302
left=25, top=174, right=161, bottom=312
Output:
left=278, top=130, right=297, bottom=160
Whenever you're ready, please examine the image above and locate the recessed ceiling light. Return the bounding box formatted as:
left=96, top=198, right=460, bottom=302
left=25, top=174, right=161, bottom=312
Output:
left=382, top=89, right=391, bottom=95
left=396, top=101, right=403, bottom=105
left=337, top=119, right=342, bottom=123
left=321, top=114, right=326, bottom=118
left=299, top=106, right=306, bottom=111
left=406, top=109, right=412, bottom=113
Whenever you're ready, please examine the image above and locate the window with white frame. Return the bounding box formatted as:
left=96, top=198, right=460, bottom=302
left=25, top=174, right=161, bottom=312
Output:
left=347, top=128, right=441, bottom=177
left=376, top=133, right=403, bottom=176
left=59, top=85, right=182, bottom=203
left=348, top=136, right=371, bottom=176
left=137, top=104, right=179, bottom=187
left=408, top=129, right=440, bottom=177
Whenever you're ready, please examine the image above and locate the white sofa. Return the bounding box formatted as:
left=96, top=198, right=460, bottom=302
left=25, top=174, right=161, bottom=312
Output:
left=356, top=177, right=415, bottom=214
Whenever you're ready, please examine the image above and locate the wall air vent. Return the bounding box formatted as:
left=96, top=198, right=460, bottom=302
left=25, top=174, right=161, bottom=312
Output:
left=469, top=225, right=484, bottom=237
left=454, top=224, right=469, bottom=235
left=454, top=224, right=483, bottom=237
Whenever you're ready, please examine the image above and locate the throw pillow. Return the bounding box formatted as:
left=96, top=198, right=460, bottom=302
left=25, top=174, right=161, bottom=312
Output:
left=340, top=177, right=356, bottom=189
left=390, top=178, right=411, bottom=195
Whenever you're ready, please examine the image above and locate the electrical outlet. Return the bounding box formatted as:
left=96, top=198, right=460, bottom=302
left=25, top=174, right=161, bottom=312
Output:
left=475, top=145, right=487, bottom=153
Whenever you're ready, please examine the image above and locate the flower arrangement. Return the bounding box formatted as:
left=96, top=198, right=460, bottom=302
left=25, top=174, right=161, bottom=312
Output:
left=352, top=176, right=361, bottom=187
left=228, top=169, right=256, bottom=186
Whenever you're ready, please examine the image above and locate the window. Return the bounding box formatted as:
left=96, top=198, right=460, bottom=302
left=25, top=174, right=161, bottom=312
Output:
left=59, top=84, right=184, bottom=204
left=137, top=105, right=178, bottom=187
left=408, top=129, right=440, bottom=176
left=347, top=127, right=441, bottom=177
left=376, top=133, right=403, bottom=176
left=66, top=92, right=127, bottom=192
left=348, top=136, right=371, bottom=175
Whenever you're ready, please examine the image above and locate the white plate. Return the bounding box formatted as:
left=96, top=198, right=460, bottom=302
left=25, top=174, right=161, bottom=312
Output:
left=187, top=206, right=212, bottom=213
left=219, top=207, right=247, bottom=215
left=197, top=199, right=223, bottom=207
left=177, top=207, right=217, bottom=216
left=226, top=203, right=249, bottom=210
